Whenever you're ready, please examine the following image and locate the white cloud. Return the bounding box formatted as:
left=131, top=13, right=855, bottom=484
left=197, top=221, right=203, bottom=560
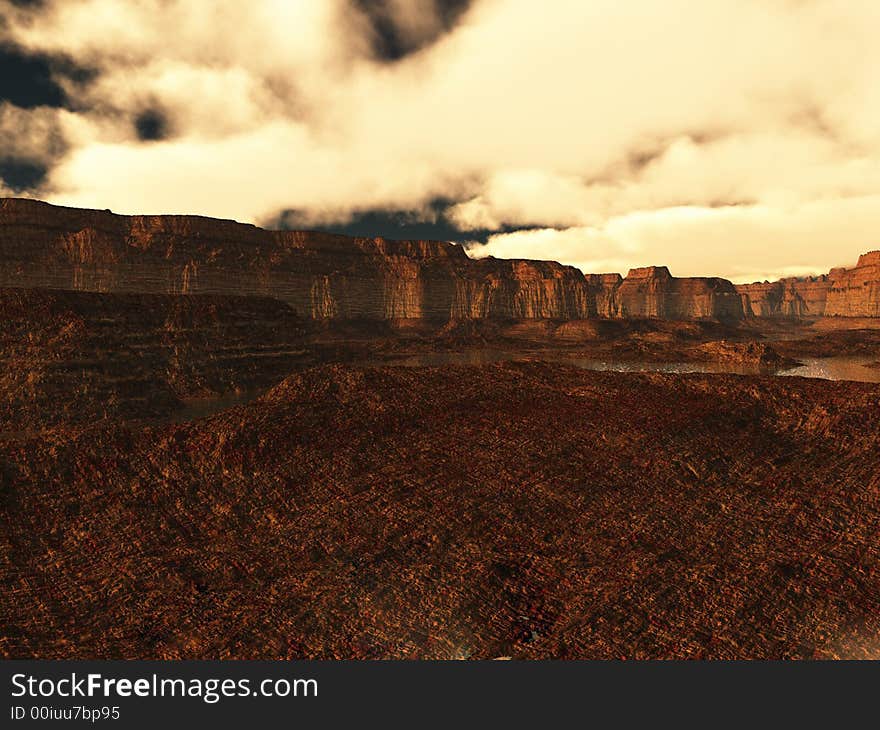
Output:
left=471, top=196, right=880, bottom=283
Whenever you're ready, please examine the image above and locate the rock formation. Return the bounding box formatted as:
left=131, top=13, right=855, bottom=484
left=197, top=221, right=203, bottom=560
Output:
left=736, top=251, right=880, bottom=319
left=588, top=266, right=743, bottom=321
left=617, top=266, right=743, bottom=320
left=0, top=287, right=310, bottom=430
left=825, top=251, right=880, bottom=317
left=694, top=341, right=796, bottom=367
left=736, top=276, right=830, bottom=318
left=5, top=197, right=880, bottom=326
left=585, top=273, right=623, bottom=318
left=0, top=198, right=594, bottom=323
left=0, top=198, right=750, bottom=324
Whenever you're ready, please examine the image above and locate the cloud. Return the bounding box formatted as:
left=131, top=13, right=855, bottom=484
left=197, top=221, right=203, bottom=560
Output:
left=1, top=0, right=879, bottom=280
left=0, top=102, right=68, bottom=162
left=354, top=0, right=474, bottom=60
left=471, top=196, right=880, bottom=283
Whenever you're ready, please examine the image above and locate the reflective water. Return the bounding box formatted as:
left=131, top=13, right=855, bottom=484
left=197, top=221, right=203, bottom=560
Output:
left=382, top=351, right=880, bottom=383
left=777, top=356, right=880, bottom=383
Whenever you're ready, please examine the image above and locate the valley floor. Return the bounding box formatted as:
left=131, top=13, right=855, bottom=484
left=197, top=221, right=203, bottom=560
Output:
left=2, top=362, right=879, bottom=659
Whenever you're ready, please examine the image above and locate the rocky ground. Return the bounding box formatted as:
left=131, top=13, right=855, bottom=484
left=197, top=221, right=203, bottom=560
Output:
left=2, top=362, right=879, bottom=659
left=0, top=288, right=313, bottom=432
left=2, top=287, right=880, bottom=659
left=770, top=327, right=880, bottom=359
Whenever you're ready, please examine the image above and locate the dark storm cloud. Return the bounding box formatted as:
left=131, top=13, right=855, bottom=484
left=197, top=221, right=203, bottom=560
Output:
left=134, top=108, right=169, bottom=142
left=0, top=35, right=89, bottom=192
left=273, top=199, right=465, bottom=240
left=0, top=43, right=97, bottom=109
left=271, top=198, right=548, bottom=245
left=623, top=131, right=729, bottom=176
left=0, top=45, right=64, bottom=107
left=353, top=0, right=473, bottom=61
left=0, top=157, right=45, bottom=190
left=435, top=0, right=472, bottom=25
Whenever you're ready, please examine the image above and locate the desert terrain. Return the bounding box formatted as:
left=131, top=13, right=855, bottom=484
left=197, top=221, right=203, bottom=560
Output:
left=1, top=200, right=879, bottom=659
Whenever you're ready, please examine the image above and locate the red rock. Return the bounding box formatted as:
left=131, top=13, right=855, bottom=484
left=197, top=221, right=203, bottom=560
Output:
left=737, top=276, right=830, bottom=318
left=0, top=198, right=749, bottom=324
left=596, top=266, right=743, bottom=320
left=826, top=251, right=880, bottom=317
left=736, top=251, right=880, bottom=319
left=5, top=198, right=877, bottom=322
left=3, top=362, right=879, bottom=659
left=0, top=287, right=309, bottom=430
left=585, top=273, right=623, bottom=318
left=0, top=198, right=595, bottom=323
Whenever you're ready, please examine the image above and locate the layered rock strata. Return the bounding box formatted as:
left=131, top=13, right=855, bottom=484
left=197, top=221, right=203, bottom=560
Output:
left=825, top=251, right=880, bottom=317
left=737, top=277, right=830, bottom=318
left=588, top=267, right=743, bottom=320
left=736, top=251, right=880, bottom=319
left=1, top=198, right=748, bottom=323
left=614, top=266, right=743, bottom=320
left=6, top=198, right=880, bottom=322
left=0, top=287, right=309, bottom=429
left=0, top=199, right=593, bottom=322
left=585, top=273, right=623, bottom=318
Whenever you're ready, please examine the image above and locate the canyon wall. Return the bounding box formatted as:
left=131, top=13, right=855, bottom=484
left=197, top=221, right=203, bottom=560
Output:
left=0, top=198, right=594, bottom=322
left=825, top=251, right=880, bottom=317
left=603, top=266, right=744, bottom=320
left=736, top=251, right=880, bottom=319
left=586, top=273, right=624, bottom=318
left=0, top=198, right=750, bottom=323
left=737, top=276, right=830, bottom=318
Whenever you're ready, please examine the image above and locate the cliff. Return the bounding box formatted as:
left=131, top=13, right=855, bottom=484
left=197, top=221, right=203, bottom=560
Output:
left=588, top=266, right=743, bottom=321
left=0, top=198, right=594, bottom=322
left=0, top=198, right=751, bottom=323
left=825, top=251, right=880, bottom=317
left=736, top=251, right=880, bottom=318
left=737, top=276, right=829, bottom=318
left=585, top=273, right=623, bottom=318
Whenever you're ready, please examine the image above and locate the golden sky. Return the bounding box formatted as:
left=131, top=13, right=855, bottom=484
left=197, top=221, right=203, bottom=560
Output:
left=2, top=0, right=879, bottom=282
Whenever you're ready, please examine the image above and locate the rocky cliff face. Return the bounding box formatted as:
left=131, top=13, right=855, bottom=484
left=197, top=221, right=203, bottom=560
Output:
left=585, top=273, right=623, bottom=318
left=588, top=266, right=743, bottom=321
left=736, top=251, right=880, bottom=318
left=0, top=198, right=753, bottom=323
left=825, top=251, right=880, bottom=317
left=737, top=276, right=830, bottom=318
left=453, top=259, right=595, bottom=320
left=0, top=198, right=596, bottom=322
left=736, top=281, right=780, bottom=318
left=0, top=287, right=310, bottom=429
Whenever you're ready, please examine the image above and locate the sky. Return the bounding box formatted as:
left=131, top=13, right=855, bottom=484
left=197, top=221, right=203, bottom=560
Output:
left=1, top=0, right=879, bottom=282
